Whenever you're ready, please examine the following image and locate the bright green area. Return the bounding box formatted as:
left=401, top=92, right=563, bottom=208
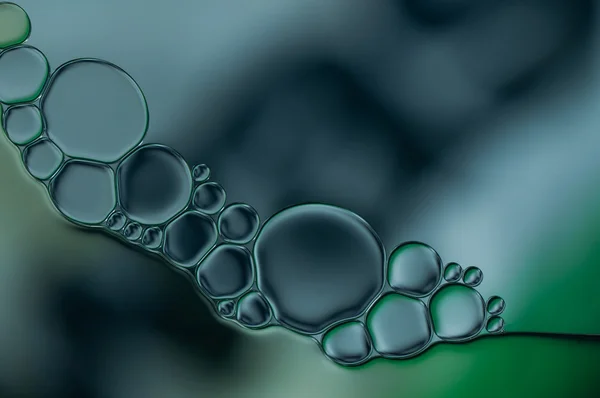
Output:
left=0, top=3, right=30, bottom=48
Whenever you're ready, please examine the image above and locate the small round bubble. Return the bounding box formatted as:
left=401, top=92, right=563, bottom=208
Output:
left=218, top=203, right=260, bottom=244
left=218, top=300, right=235, bottom=318
left=192, top=164, right=210, bottom=182
left=4, top=105, right=43, bottom=145
left=430, top=284, right=485, bottom=341
left=486, top=296, right=505, bottom=315
left=22, top=139, right=63, bottom=180
left=0, top=3, right=31, bottom=48
left=322, top=321, right=372, bottom=366
left=486, top=316, right=505, bottom=334
left=0, top=46, right=49, bottom=104
left=123, top=222, right=142, bottom=241
left=387, top=242, right=442, bottom=296
left=463, top=267, right=483, bottom=286
left=163, top=211, right=218, bottom=268
left=443, top=262, right=462, bottom=282
left=106, top=211, right=126, bottom=231
left=142, top=227, right=163, bottom=249
left=193, top=182, right=226, bottom=214
left=236, top=291, right=272, bottom=329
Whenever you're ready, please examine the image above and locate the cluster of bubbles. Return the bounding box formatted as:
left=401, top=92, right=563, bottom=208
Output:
left=0, top=2, right=506, bottom=367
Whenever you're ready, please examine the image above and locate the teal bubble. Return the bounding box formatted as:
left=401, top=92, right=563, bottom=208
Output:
left=0, top=46, right=48, bottom=104
left=218, top=203, right=260, bottom=244
left=192, top=163, right=210, bottom=182
left=236, top=291, right=271, bottom=329
left=123, top=222, right=142, bottom=241
left=142, top=227, right=163, bottom=249
left=443, top=262, right=462, bottom=282
left=463, top=266, right=483, bottom=287
left=193, top=182, right=226, bottom=215
left=106, top=211, right=126, bottom=231
left=387, top=242, right=442, bottom=297
left=430, top=284, right=485, bottom=341
left=22, top=139, right=63, bottom=180
left=322, top=321, right=372, bottom=366
left=4, top=104, right=43, bottom=145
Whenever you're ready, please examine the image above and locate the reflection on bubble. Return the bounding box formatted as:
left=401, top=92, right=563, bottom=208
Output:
left=163, top=211, right=217, bottom=268
left=236, top=291, right=271, bottom=329
left=193, top=182, right=226, bottom=215
left=218, top=203, right=260, bottom=244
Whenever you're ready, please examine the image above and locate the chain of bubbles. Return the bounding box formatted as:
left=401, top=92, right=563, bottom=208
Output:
left=0, top=2, right=506, bottom=367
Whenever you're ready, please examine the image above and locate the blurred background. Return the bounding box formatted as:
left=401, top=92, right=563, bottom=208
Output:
left=2, top=0, right=600, bottom=397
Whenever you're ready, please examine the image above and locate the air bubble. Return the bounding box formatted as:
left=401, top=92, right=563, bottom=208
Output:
left=192, top=164, right=210, bottom=182
left=0, top=46, right=48, bottom=104
left=463, top=267, right=483, bottom=286
left=22, top=139, right=63, bottom=180
left=387, top=242, right=441, bottom=296
left=163, top=211, right=217, bottom=268
left=443, top=262, right=462, bottom=282
left=254, top=203, right=384, bottom=334
left=486, top=316, right=504, bottom=334
left=196, top=244, right=254, bottom=299
left=106, top=211, right=126, bottom=231
left=430, top=284, right=485, bottom=341
left=0, top=3, right=31, bottom=48
left=236, top=291, right=271, bottom=329
left=123, top=222, right=142, bottom=241
left=193, top=182, right=226, bottom=215
left=218, top=300, right=235, bottom=318
left=142, top=227, right=163, bottom=249
left=49, top=160, right=116, bottom=225
left=366, top=293, right=432, bottom=358
left=486, top=296, right=505, bottom=315
left=4, top=105, right=43, bottom=145
left=218, top=203, right=260, bottom=244
left=117, top=144, right=192, bottom=225
left=322, top=321, right=371, bottom=366
left=41, top=59, right=148, bottom=162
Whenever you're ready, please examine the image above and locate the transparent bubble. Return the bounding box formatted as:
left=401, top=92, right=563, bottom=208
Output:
left=163, top=211, right=217, bottom=268
left=236, top=291, right=271, bottom=329
left=192, top=163, right=210, bottom=182
left=254, top=203, right=384, bottom=334
left=486, top=296, right=505, bottom=315
left=142, top=227, right=163, bottom=249
left=123, top=222, right=142, bottom=241
left=387, top=242, right=442, bottom=296
left=366, top=293, right=431, bottom=358
left=218, top=203, right=260, bottom=244
left=443, top=262, right=462, bottom=282
left=196, top=244, right=254, bottom=299
left=117, top=144, right=192, bottom=225
left=193, top=182, right=226, bottom=215
left=49, top=160, right=116, bottom=225
left=430, top=284, right=485, bottom=341
left=218, top=300, right=235, bottom=318
left=486, top=316, right=505, bottom=334
left=0, top=46, right=48, bottom=104
left=4, top=104, right=43, bottom=145
left=22, top=138, right=63, bottom=180
left=106, top=211, right=126, bottom=231
left=322, top=321, right=372, bottom=366
left=41, top=59, right=148, bottom=162
left=463, top=267, right=483, bottom=286
left=0, top=3, right=31, bottom=49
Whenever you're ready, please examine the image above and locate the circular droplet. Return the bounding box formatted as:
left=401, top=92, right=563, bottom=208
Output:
left=463, top=267, right=483, bottom=286
left=192, top=163, right=210, bottom=182
left=22, top=139, right=63, bottom=180
left=123, top=222, right=142, bottom=241
left=117, top=144, right=192, bottom=225
left=254, top=204, right=385, bottom=334
left=486, top=296, right=505, bottom=315
left=50, top=160, right=116, bottom=225
left=236, top=291, right=271, bottom=329
left=486, top=316, right=505, bottom=334
left=142, top=227, right=163, bottom=249
left=163, top=211, right=218, bottom=268
left=42, top=59, right=148, bottom=162
left=430, top=284, right=485, bottom=341
left=193, top=182, right=226, bottom=214
left=0, top=46, right=48, bottom=104
left=443, top=262, right=462, bottom=282
left=197, top=244, right=254, bottom=299
left=0, top=3, right=31, bottom=48
left=4, top=105, right=43, bottom=145
left=387, top=242, right=442, bottom=296
left=218, top=300, right=235, bottom=318
left=106, top=211, right=126, bottom=231
left=218, top=203, right=260, bottom=244
left=366, top=294, right=432, bottom=358
left=322, top=321, right=372, bottom=366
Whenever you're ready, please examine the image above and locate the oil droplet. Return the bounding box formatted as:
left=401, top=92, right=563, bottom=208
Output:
left=254, top=203, right=384, bottom=334
left=322, top=321, right=372, bottom=366
left=443, top=262, right=462, bottom=282
left=193, top=182, right=226, bottom=215
left=41, top=59, right=148, bottom=162
left=366, top=293, right=431, bottom=358
left=142, top=227, right=163, bottom=249
left=106, top=211, right=126, bottom=231
left=192, top=163, right=210, bottom=182
left=430, top=284, right=485, bottom=341
left=486, top=296, right=505, bottom=315
left=218, top=300, right=235, bottom=318
left=218, top=203, right=260, bottom=244
left=236, top=291, right=271, bottom=328
left=387, top=242, right=441, bottom=297
left=0, top=3, right=31, bottom=48
left=4, top=105, right=42, bottom=145
left=22, top=138, right=63, bottom=180
left=486, top=316, right=504, bottom=334
left=123, top=222, right=142, bottom=241
left=163, top=211, right=217, bottom=268
left=196, top=244, right=254, bottom=299
left=49, top=160, right=116, bottom=225
left=463, top=267, right=483, bottom=286
left=0, top=46, right=48, bottom=104
left=117, top=144, right=192, bottom=225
